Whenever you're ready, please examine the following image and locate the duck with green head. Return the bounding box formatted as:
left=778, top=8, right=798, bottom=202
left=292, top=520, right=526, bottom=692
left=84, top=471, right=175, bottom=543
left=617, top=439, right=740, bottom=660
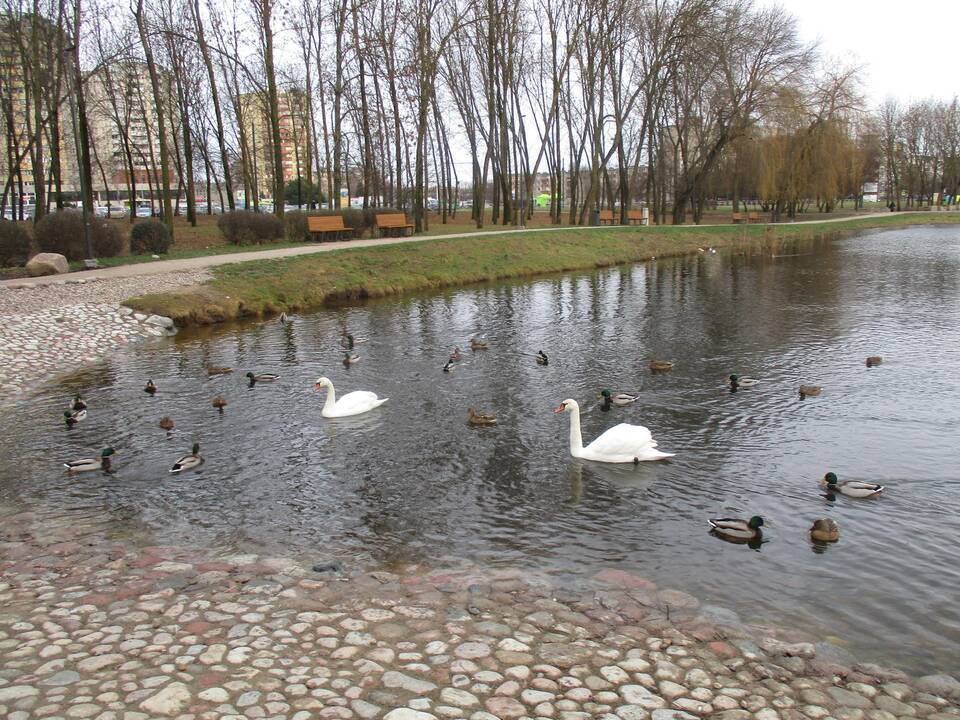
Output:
left=599, top=389, right=639, bottom=408
left=708, top=515, right=765, bottom=541
left=729, top=374, right=759, bottom=391
left=820, top=472, right=884, bottom=498
left=64, top=447, right=116, bottom=473
left=170, top=443, right=204, bottom=473
left=246, top=372, right=280, bottom=386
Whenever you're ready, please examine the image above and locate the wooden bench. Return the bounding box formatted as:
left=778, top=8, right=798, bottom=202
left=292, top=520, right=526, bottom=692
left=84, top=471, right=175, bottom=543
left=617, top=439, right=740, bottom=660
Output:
left=626, top=209, right=644, bottom=225
left=307, top=215, right=353, bottom=241
left=598, top=209, right=615, bottom=225
left=732, top=212, right=746, bottom=224
left=376, top=212, right=414, bottom=237
left=748, top=211, right=761, bottom=223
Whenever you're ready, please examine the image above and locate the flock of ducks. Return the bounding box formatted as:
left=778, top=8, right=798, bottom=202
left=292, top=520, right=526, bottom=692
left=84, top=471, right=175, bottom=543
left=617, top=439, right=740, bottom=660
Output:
left=59, top=318, right=886, bottom=549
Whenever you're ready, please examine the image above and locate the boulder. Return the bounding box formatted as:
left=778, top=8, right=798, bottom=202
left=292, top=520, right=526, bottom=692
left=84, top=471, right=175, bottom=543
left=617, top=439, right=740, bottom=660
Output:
left=26, top=252, right=69, bottom=276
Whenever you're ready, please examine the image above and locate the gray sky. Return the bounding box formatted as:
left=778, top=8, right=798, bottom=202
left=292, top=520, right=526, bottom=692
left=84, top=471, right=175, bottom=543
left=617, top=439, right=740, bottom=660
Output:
left=766, top=0, right=959, bottom=106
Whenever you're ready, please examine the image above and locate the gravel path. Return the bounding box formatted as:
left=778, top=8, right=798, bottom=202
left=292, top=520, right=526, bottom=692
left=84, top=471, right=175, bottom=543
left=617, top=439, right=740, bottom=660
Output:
left=0, top=270, right=210, bottom=397
left=0, top=506, right=957, bottom=720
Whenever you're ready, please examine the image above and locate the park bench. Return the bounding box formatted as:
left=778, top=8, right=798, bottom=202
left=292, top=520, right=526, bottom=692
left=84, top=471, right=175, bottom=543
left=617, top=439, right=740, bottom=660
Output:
left=748, top=212, right=761, bottom=223
left=732, top=212, right=746, bottom=224
left=626, top=209, right=644, bottom=225
left=308, top=215, right=354, bottom=241
left=375, top=212, right=414, bottom=237
left=598, top=209, right=615, bottom=225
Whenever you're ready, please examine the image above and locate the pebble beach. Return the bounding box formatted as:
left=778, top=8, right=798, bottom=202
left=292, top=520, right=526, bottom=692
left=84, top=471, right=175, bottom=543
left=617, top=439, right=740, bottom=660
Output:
left=1, top=507, right=958, bottom=720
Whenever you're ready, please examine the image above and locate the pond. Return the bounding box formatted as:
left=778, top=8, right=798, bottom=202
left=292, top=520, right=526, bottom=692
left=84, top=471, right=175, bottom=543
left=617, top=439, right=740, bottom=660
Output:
left=2, top=224, right=959, bottom=674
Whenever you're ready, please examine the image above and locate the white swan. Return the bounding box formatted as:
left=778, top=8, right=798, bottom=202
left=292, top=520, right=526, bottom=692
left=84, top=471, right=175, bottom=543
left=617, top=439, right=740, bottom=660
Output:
left=554, top=398, right=674, bottom=463
left=313, top=376, right=388, bottom=418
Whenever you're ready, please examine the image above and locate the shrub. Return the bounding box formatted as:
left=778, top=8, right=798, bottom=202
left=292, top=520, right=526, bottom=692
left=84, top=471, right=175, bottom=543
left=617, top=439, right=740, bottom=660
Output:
left=286, top=207, right=407, bottom=242
left=130, top=220, right=172, bottom=255
left=0, top=219, right=31, bottom=266
left=34, top=209, right=126, bottom=260
left=217, top=210, right=284, bottom=245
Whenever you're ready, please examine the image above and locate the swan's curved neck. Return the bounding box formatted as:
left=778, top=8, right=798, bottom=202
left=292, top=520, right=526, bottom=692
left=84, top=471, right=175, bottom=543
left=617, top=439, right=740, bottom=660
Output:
left=568, top=406, right=584, bottom=456
left=322, top=383, right=337, bottom=411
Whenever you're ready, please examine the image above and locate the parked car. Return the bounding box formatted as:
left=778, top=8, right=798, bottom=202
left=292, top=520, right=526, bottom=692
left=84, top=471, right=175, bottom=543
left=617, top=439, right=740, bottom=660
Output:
left=135, top=204, right=153, bottom=218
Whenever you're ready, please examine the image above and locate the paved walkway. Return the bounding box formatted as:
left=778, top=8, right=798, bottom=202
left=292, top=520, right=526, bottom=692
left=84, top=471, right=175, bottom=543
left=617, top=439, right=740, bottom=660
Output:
left=1, top=211, right=934, bottom=289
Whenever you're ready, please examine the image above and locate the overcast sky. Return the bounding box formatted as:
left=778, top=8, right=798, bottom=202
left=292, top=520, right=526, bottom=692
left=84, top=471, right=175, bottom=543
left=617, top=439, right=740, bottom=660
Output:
left=765, top=0, right=959, bottom=106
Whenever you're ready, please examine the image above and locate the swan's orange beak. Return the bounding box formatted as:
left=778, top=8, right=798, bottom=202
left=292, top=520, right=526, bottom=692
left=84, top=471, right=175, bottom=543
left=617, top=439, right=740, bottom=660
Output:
left=553, top=403, right=566, bottom=413
left=313, top=383, right=321, bottom=391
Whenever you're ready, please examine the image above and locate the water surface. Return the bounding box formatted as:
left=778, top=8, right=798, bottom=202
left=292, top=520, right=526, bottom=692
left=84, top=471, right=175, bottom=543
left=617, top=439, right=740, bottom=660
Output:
left=2, top=225, right=959, bottom=673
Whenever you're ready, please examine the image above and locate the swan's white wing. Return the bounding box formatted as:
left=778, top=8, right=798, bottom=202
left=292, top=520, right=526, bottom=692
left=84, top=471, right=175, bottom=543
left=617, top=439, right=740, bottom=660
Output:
left=331, top=390, right=386, bottom=417
left=584, top=423, right=654, bottom=456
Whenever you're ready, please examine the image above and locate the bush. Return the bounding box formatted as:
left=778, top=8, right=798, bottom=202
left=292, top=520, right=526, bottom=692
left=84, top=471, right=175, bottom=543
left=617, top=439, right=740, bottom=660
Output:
left=130, top=221, right=172, bottom=255
left=217, top=210, right=284, bottom=245
left=34, top=209, right=126, bottom=260
left=285, top=207, right=407, bottom=242
left=0, top=219, right=31, bottom=266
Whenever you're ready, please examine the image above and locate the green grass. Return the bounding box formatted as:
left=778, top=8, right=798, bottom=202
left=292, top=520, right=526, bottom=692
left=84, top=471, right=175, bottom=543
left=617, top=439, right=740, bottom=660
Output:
left=124, top=213, right=959, bottom=326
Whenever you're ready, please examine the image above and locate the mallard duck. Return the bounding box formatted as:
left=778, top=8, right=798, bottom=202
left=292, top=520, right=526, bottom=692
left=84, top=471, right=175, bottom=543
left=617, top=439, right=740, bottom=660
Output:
left=170, top=443, right=204, bottom=473
left=342, top=352, right=361, bottom=366
left=64, top=447, right=115, bottom=473
left=212, top=396, right=228, bottom=412
left=470, top=338, right=488, bottom=351
left=866, top=356, right=883, bottom=367
left=810, top=518, right=840, bottom=542
left=536, top=351, right=549, bottom=366
left=708, top=515, right=765, bottom=541
left=799, top=385, right=822, bottom=399
left=649, top=360, right=673, bottom=372
left=246, top=372, right=279, bottom=386
left=443, top=360, right=454, bottom=373
left=206, top=366, right=233, bottom=376
left=70, top=394, right=87, bottom=411
left=449, top=348, right=462, bottom=361
left=820, top=472, right=884, bottom=498
left=63, top=409, right=87, bottom=427
left=729, top=374, right=759, bottom=389
left=600, top=389, right=639, bottom=406
left=159, top=416, right=175, bottom=431
left=467, top=408, right=497, bottom=426
left=144, top=380, right=157, bottom=395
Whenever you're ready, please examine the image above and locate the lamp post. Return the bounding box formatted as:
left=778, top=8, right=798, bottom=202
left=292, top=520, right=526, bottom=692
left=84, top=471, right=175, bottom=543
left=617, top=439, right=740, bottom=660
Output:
left=63, top=44, right=94, bottom=261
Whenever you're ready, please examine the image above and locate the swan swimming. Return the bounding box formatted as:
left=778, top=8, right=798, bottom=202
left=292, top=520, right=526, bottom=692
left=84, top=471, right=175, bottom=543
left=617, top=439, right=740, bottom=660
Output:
left=554, top=398, right=673, bottom=463
left=313, top=376, right=388, bottom=418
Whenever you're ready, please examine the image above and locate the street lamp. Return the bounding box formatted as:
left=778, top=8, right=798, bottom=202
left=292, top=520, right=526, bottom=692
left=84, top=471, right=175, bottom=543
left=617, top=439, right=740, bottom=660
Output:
left=63, top=44, right=94, bottom=262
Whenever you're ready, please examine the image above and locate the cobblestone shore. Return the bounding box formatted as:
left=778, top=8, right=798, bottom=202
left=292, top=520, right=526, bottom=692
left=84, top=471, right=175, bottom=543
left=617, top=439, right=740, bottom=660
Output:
left=0, top=271, right=209, bottom=397
left=1, top=509, right=957, bottom=720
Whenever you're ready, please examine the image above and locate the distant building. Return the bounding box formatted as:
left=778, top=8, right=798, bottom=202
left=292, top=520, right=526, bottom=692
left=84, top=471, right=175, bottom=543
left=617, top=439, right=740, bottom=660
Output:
left=237, top=90, right=311, bottom=200
left=85, top=61, right=178, bottom=200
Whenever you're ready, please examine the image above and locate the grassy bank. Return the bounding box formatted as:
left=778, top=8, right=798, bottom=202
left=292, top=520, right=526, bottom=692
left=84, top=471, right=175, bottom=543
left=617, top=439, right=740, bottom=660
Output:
left=124, top=213, right=959, bottom=326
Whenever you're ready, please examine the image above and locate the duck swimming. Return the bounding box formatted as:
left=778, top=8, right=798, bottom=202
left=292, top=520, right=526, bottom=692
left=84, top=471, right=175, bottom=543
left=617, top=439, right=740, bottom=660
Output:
left=159, top=416, right=175, bottom=431
left=170, top=443, right=204, bottom=473
left=600, top=389, right=639, bottom=406
left=810, top=518, right=840, bottom=542
left=449, top=348, right=462, bottom=361
left=820, top=472, right=884, bottom=498
left=470, top=338, right=488, bottom=351
left=70, top=394, right=87, bottom=411
left=144, top=380, right=157, bottom=395
left=708, top=515, right=765, bottom=541
left=64, top=447, right=115, bottom=473
left=467, top=408, right=497, bottom=426
left=246, top=372, right=280, bottom=386
left=866, top=356, right=883, bottom=367
left=212, top=396, right=228, bottom=413
left=342, top=352, right=361, bottom=366
left=729, top=374, right=759, bottom=391
left=649, top=360, right=673, bottom=372
left=536, top=351, right=549, bottom=366
left=64, top=409, right=86, bottom=427
left=799, top=385, right=822, bottom=399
